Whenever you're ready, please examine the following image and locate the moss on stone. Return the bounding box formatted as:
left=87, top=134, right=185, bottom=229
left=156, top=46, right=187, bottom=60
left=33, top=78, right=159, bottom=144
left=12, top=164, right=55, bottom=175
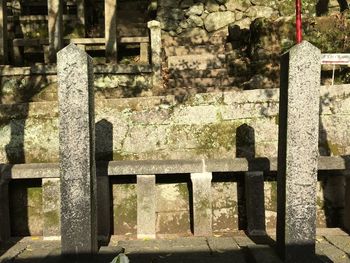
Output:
left=44, top=211, right=60, bottom=227
left=177, top=183, right=189, bottom=200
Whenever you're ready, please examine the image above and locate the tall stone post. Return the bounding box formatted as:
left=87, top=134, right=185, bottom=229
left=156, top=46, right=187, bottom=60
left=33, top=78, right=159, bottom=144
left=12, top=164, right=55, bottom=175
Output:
left=276, top=41, right=321, bottom=262
left=57, top=44, right=98, bottom=255
left=0, top=0, right=7, bottom=64
left=137, top=175, right=156, bottom=239
left=147, top=20, right=162, bottom=93
left=77, top=0, right=86, bottom=36
left=245, top=171, right=266, bottom=236
left=0, top=177, right=10, bottom=242
left=48, top=0, right=63, bottom=63
left=191, top=172, right=213, bottom=236
left=105, top=0, right=117, bottom=62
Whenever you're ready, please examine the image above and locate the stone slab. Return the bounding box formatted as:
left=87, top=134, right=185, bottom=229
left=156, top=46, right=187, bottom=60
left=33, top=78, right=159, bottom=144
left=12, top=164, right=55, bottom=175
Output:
left=191, top=172, right=213, bottom=236
left=137, top=175, right=156, bottom=239
left=276, top=41, right=321, bottom=262
left=57, top=44, right=97, bottom=254
left=245, top=171, right=266, bottom=236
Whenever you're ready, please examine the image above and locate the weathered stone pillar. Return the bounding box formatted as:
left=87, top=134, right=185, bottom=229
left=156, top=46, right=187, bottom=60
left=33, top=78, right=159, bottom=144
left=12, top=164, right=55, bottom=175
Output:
left=191, top=172, right=212, bottom=236
left=77, top=0, right=86, bottom=35
left=57, top=44, right=98, bottom=255
left=42, top=178, right=61, bottom=240
left=97, top=176, right=110, bottom=241
left=276, top=41, right=321, bottom=262
left=137, top=175, right=156, bottom=239
left=47, top=0, right=63, bottom=63
left=0, top=177, right=10, bottom=242
left=147, top=20, right=162, bottom=93
left=245, top=171, right=266, bottom=236
left=0, top=0, right=8, bottom=64
left=105, top=0, right=117, bottom=62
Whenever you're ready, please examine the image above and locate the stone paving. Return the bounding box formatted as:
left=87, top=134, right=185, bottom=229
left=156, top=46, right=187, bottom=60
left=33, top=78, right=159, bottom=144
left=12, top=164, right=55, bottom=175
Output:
left=0, top=229, right=350, bottom=263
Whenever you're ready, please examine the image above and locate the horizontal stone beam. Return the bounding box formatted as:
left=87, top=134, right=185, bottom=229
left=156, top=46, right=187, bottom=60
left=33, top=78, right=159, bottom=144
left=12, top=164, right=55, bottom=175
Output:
left=1, top=156, right=349, bottom=180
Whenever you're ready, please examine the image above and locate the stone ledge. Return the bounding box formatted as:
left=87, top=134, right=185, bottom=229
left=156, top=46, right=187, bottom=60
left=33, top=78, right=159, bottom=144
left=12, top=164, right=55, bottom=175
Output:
left=1, top=156, right=349, bottom=180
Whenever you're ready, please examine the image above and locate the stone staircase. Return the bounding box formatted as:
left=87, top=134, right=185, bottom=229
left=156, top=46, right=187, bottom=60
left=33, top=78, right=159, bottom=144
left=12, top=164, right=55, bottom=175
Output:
left=163, top=34, right=237, bottom=95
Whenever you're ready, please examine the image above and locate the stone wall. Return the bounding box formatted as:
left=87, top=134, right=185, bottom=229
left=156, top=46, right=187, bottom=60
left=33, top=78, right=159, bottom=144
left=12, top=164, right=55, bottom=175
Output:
left=2, top=86, right=350, bottom=235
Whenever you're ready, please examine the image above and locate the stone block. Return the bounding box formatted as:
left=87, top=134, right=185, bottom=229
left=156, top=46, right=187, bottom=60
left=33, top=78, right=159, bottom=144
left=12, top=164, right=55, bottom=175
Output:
left=191, top=172, right=213, bottom=236
left=42, top=178, right=61, bottom=239
left=245, top=171, right=266, bottom=236
left=276, top=41, right=321, bottom=262
left=137, top=175, right=156, bottom=239
left=57, top=44, right=98, bottom=254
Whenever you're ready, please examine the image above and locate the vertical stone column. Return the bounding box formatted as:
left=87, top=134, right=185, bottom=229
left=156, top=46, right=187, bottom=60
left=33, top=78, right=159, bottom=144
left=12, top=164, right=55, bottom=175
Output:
left=276, top=41, right=321, bottom=262
left=57, top=44, right=97, bottom=255
left=137, top=175, right=156, bottom=239
left=140, top=42, right=149, bottom=64
left=97, top=176, right=110, bottom=242
left=42, top=178, right=61, bottom=240
left=344, top=177, right=350, bottom=233
left=245, top=171, right=266, bottom=236
left=147, top=20, right=162, bottom=93
left=0, top=0, right=7, bottom=64
left=48, top=0, right=63, bottom=63
left=191, top=172, right=212, bottom=236
left=0, top=178, right=10, bottom=242
left=105, top=0, right=117, bottom=62
left=77, top=0, right=86, bottom=35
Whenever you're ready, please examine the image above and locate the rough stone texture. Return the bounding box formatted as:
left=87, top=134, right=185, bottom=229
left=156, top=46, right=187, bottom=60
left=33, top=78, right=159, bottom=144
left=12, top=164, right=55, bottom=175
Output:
left=276, top=41, right=321, bottom=262
left=42, top=178, right=60, bottom=239
left=191, top=172, right=213, bottom=236
left=0, top=0, right=7, bottom=64
left=245, top=172, right=266, bottom=236
left=57, top=44, right=98, bottom=254
left=137, top=175, right=156, bottom=239
left=204, top=11, right=236, bottom=32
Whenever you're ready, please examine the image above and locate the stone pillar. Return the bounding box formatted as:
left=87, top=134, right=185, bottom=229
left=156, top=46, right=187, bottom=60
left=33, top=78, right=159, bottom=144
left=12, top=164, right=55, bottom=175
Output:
left=190, top=172, right=212, bottom=236
left=140, top=42, right=149, bottom=64
left=137, top=175, right=156, bottom=239
left=105, top=0, right=117, bottom=62
left=245, top=171, right=266, bottom=236
left=42, top=178, right=61, bottom=240
left=344, top=177, right=350, bottom=233
left=77, top=0, right=86, bottom=36
left=57, top=44, right=98, bottom=255
left=0, top=0, right=7, bottom=64
left=47, top=0, right=63, bottom=63
left=97, top=176, right=110, bottom=242
left=0, top=178, right=10, bottom=242
left=276, top=41, right=321, bottom=262
left=147, top=20, right=162, bottom=93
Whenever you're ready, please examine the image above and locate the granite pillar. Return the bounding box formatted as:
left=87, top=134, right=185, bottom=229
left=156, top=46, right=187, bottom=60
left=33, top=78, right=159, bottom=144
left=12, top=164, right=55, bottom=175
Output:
left=276, top=41, right=321, bottom=262
left=0, top=0, right=7, bottom=64
left=137, top=174, right=156, bottom=239
left=191, top=172, right=212, bottom=236
left=47, top=0, right=63, bottom=63
left=57, top=44, right=97, bottom=255
left=245, top=171, right=266, bottom=236
left=147, top=20, right=162, bottom=93
left=0, top=178, right=10, bottom=242
left=42, top=178, right=61, bottom=240
left=105, top=0, right=117, bottom=62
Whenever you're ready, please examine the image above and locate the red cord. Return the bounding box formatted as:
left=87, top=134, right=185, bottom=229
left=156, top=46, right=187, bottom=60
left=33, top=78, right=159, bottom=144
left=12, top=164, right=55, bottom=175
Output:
left=296, top=0, right=302, bottom=43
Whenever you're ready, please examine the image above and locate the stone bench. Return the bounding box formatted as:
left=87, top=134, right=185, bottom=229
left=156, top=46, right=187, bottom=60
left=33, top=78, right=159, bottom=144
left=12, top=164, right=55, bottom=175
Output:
left=0, top=156, right=348, bottom=242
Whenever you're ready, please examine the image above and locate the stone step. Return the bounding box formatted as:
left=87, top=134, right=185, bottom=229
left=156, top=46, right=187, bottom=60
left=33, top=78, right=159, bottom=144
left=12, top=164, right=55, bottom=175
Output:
left=166, top=85, right=240, bottom=96
left=168, top=77, right=235, bottom=89
left=167, top=54, right=226, bottom=71
left=164, top=44, right=225, bottom=57
left=169, top=68, right=229, bottom=79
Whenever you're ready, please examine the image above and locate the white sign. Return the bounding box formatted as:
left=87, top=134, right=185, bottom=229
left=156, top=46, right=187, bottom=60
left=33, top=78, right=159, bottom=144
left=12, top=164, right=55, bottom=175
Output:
left=321, top=53, right=350, bottom=65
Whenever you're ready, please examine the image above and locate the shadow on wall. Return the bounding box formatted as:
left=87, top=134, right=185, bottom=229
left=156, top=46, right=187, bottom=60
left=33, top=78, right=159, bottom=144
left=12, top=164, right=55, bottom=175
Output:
left=316, top=0, right=349, bottom=16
